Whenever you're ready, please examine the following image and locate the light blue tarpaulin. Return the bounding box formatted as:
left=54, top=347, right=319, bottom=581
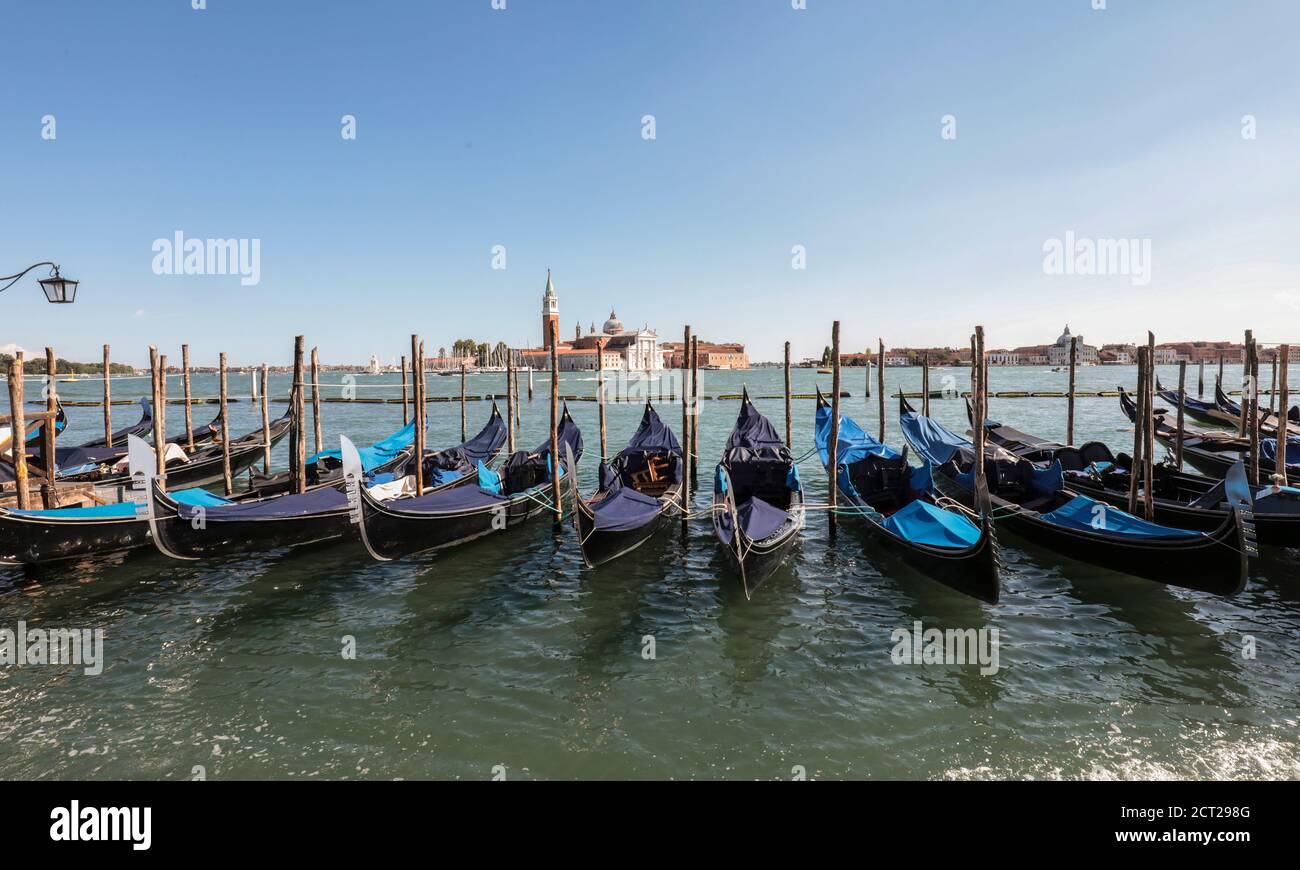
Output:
left=477, top=461, right=501, bottom=494
left=900, top=408, right=970, bottom=467
left=814, top=402, right=899, bottom=468
left=1038, top=495, right=1201, bottom=538
left=880, top=499, right=981, bottom=548
left=12, top=502, right=137, bottom=519
left=306, top=421, right=416, bottom=471
left=171, top=488, right=235, bottom=507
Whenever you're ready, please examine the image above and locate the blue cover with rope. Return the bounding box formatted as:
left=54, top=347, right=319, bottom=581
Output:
left=900, top=407, right=970, bottom=466
left=1038, top=495, right=1201, bottom=538
left=305, top=421, right=416, bottom=471
left=880, top=499, right=981, bottom=549
left=591, top=487, right=662, bottom=531
left=814, top=402, right=899, bottom=468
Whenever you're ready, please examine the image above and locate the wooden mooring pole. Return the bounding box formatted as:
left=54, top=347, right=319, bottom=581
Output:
left=783, top=341, right=792, bottom=449
left=1248, top=337, right=1260, bottom=487
left=158, top=354, right=168, bottom=449
left=102, top=344, right=113, bottom=447
left=460, top=362, right=467, bottom=442
left=549, top=320, right=561, bottom=526
left=260, top=364, right=271, bottom=473
left=828, top=322, right=841, bottom=537
left=43, top=347, right=57, bottom=508
left=1067, top=336, right=1077, bottom=445
left=6, top=353, right=30, bottom=509
left=922, top=353, right=930, bottom=417
left=596, top=338, right=606, bottom=463
left=411, top=335, right=425, bottom=494
left=181, top=344, right=194, bottom=451
left=149, top=346, right=165, bottom=485
left=310, top=347, right=323, bottom=455
left=681, top=325, right=691, bottom=535
left=400, top=354, right=409, bottom=426
left=1144, top=333, right=1155, bottom=521
left=506, top=348, right=515, bottom=454
left=1128, top=346, right=1146, bottom=516
left=1238, top=330, right=1252, bottom=437
left=292, top=336, right=307, bottom=494
left=1175, top=359, right=1186, bottom=469
left=1197, top=358, right=1205, bottom=397
left=1277, top=345, right=1290, bottom=487
left=877, top=338, right=885, bottom=442
left=691, top=335, right=699, bottom=487
left=219, top=352, right=233, bottom=495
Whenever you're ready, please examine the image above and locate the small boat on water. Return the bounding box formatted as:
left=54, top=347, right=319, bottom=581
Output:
left=571, top=401, right=682, bottom=567
left=968, top=404, right=1300, bottom=548
left=346, top=406, right=582, bottom=561
left=901, top=396, right=1250, bottom=596
left=816, top=391, right=999, bottom=603
left=712, top=390, right=804, bottom=598
left=144, top=407, right=507, bottom=560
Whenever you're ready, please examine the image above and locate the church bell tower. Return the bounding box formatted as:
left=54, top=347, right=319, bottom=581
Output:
left=542, top=269, right=559, bottom=348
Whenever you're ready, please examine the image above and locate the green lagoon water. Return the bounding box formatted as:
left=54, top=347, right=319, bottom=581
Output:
left=2, top=364, right=1297, bottom=780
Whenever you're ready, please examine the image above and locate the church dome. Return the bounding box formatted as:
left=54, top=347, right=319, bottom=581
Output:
left=602, top=309, right=624, bottom=334
left=1055, top=325, right=1072, bottom=346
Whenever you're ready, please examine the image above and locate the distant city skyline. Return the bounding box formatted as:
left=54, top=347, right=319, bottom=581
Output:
left=5, top=2, right=1300, bottom=367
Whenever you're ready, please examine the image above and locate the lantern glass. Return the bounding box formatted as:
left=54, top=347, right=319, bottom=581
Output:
left=39, top=275, right=77, bottom=304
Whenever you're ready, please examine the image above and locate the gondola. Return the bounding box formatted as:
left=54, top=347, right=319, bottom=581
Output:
left=346, top=405, right=582, bottom=562
left=712, top=391, right=804, bottom=599
left=143, top=406, right=508, bottom=560
left=815, top=392, right=999, bottom=603
left=1213, top=379, right=1299, bottom=432
left=969, top=403, right=1299, bottom=547
left=75, top=397, right=154, bottom=448
left=1119, top=387, right=1299, bottom=481
left=1154, top=379, right=1239, bottom=428
left=0, top=401, right=68, bottom=454
left=901, top=396, right=1249, bottom=596
left=571, top=401, right=683, bottom=567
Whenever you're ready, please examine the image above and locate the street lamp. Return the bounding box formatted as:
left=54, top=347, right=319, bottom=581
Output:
left=0, top=262, right=79, bottom=303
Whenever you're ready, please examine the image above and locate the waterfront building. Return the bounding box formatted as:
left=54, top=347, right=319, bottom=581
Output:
left=521, top=272, right=662, bottom=371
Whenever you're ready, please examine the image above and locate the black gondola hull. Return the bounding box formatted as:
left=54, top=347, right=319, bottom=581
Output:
left=574, top=482, right=681, bottom=568
left=356, top=487, right=552, bottom=561
left=0, top=509, right=150, bottom=565
left=148, top=485, right=353, bottom=559
left=711, top=492, right=804, bottom=599
left=931, top=471, right=1247, bottom=596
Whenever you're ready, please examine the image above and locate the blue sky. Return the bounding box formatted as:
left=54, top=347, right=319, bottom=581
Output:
left=3, top=0, right=1298, bottom=366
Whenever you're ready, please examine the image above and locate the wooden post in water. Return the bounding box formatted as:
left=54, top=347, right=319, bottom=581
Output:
left=411, top=335, right=425, bottom=494
left=400, top=354, right=409, bottom=426
left=973, top=327, right=989, bottom=515
left=1218, top=354, right=1225, bottom=395
left=877, top=338, right=885, bottom=442
left=922, top=353, right=930, bottom=417
left=158, top=354, right=169, bottom=452
left=1144, top=333, right=1156, bottom=521
left=1238, top=330, right=1252, bottom=437
left=460, top=362, right=467, bottom=442
left=310, top=347, right=323, bottom=455
left=865, top=354, right=871, bottom=400
left=681, top=325, right=692, bottom=534
left=1248, top=338, right=1260, bottom=487
left=6, top=354, right=30, bottom=509
left=1067, top=336, right=1077, bottom=445
left=1277, top=345, right=1290, bottom=487
left=506, top=348, right=515, bottom=454
left=1268, top=352, right=1278, bottom=417
left=250, top=367, right=258, bottom=401
left=260, top=364, right=271, bottom=473
left=596, top=338, right=606, bottom=462
left=1197, top=358, right=1205, bottom=397
left=102, top=344, right=113, bottom=447
left=43, top=347, right=58, bottom=506
left=828, top=322, right=841, bottom=538
left=1175, top=360, right=1186, bottom=470
left=691, top=335, right=700, bottom=487
left=1128, top=346, right=1145, bottom=516
left=292, top=336, right=307, bottom=494
left=549, top=320, right=561, bottom=526
left=217, top=352, right=232, bottom=495
left=181, top=344, right=194, bottom=451
left=783, top=341, right=792, bottom=449
left=528, top=365, right=534, bottom=402
left=149, top=346, right=166, bottom=484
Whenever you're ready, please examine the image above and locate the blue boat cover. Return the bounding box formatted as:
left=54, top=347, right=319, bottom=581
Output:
left=393, top=484, right=510, bottom=514
left=306, top=421, right=416, bottom=471
left=477, top=461, right=501, bottom=494
left=1259, top=436, right=1300, bottom=469
left=725, top=397, right=785, bottom=453
left=900, top=408, right=970, bottom=467
left=176, top=487, right=348, bottom=521
left=814, top=402, right=898, bottom=468
left=615, top=403, right=681, bottom=459
left=171, top=488, right=235, bottom=507
left=1038, top=495, right=1201, bottom=538
left=12, top=502, right=138, bottom=519
left=880, top=499, right=981, bottom=549
left=591, top=487, right=662, bottom=531
left=55, top=444, right=128, bottom=473
left=736, top=495, right=790, bottom=541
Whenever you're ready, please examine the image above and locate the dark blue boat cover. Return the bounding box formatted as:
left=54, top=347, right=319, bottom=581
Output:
left=390, top=483, right=510, bottom=514
left=55, top=444, right=130, bottom=473
left=405, top=406, right=509, bottom=479
left=725, top=397, right=785, bottom=455
left=814, top=401, right=898, bottom=468
left=591, top=487, right=662, bottom=531
left=1038, top=495, right=1202, bottom=538
left=735, top=496, right=789, bottom=541
left=1259, top=436, right=1300, bottom=470
left=177, top=487, right=348, bottom=521
left=617, top=404, right=681, bottom=458
left=881, top=499, right=981, bottom=549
